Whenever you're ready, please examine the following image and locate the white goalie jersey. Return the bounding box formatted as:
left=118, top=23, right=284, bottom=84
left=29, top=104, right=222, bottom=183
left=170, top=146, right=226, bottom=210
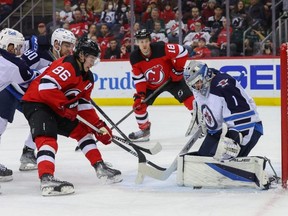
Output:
left=193, top=71, right=262, bottom=146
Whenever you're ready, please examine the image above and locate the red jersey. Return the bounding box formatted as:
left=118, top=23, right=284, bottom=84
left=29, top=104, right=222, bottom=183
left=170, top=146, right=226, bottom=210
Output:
left=129, top=42, right=188, bottom=93
left=22, top=55, right=100, bottom=124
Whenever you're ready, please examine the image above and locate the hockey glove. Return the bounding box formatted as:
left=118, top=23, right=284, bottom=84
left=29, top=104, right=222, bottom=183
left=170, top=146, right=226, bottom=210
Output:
left=133, top=92, right=147, bottom=111
left=214, top=124, right=242, bottom=161
left=94, top=120, right=112, bottom=145
left=170, top=68, right=184, bottom=82
left=60, top=100, right=79, bottom=121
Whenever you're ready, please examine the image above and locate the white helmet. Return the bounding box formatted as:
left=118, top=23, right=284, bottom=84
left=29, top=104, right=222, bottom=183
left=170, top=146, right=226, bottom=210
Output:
left=184, top=60, right=212, bottom=97
left=0, top=28, right=25, bottom=53
left=51, top=28, right=76, bottom=47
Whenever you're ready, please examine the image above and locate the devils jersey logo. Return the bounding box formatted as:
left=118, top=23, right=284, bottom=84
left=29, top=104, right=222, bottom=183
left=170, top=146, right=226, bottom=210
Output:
left=144, top=64, right=165, bottom=85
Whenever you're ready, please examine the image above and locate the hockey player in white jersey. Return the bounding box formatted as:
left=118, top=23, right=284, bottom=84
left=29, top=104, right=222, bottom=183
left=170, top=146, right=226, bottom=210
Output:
left=184, top=60, right=263, bottom=161
left=0, top=28, right=38, bottom=182
left=0, top=28, right=76, bottom=179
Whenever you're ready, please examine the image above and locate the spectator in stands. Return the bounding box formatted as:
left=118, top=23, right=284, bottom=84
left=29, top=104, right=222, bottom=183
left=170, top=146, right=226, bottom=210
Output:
left=261, top=39, right=273, bottom=56
left=246, top=0, right=266, bottom=29
left=243, top=21, right=266, bottom=56
left=97, top=23, right=114, bottom=58
left=46, top=11, right=63, bottom=35
left=69, top=8, right=88, bottom=39
left=0, top=0, right=13, bottom=23
left=79, top=1, right=94, bottom=25
left=182, top=0, right=197, bottom=23
left=90, top=35, right=98, bottom=43
left=84, top=23, right=97, bottom=40
left=230, top=0, right=249, bottom=56
left=104, top=38, right=121, bottom=59
left=151, top=20, right=168, bottom=43
left=162, top=1, right=175, bottom=24
left=36, top=21, right=50, bottom=51
left=187, top=7, right=204, bottom=32
left=183, top=21, right=211, bottom=57
left=165, top=10, right=187, bottom=44
left=125, top=0, right=144, bottom=23
left=120, top=37, right=131, bottom=59
left=192, top=37, right=212, bottom=59
left=62, top=22, right=70, bottom=30
left=100, top=0, right=116, bottom=28
left=208, top=18, right=237, bottom=56
left=206, top=5, right=225, bottom=36
left=201, top=0, right=217, bottom=23
left=60, top=0, right=74, bottom=23
left=87, top=0, right=104, bottom=15
left=146, top=8, right=165, bottom=32
left=142, top=1, right=159, bottom=24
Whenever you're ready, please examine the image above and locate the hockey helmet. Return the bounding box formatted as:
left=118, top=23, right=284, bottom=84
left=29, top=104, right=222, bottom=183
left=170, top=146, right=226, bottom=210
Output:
left=75, top=37, right=100, bottom=57
left=51, top=28, right=76, bottom=49
left=0, top=28, right=25, bottom=54
left=134, top=29, right=151, bottom=40
left=184, top=60, right=212, bottom=97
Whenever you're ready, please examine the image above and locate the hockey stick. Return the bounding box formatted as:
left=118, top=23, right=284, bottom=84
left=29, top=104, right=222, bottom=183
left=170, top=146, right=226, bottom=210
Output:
left=91, top=100, right=161, bottom=154
left=136, top=126, right=202, bottom=182
left=76, top=115, right=161, bottom=155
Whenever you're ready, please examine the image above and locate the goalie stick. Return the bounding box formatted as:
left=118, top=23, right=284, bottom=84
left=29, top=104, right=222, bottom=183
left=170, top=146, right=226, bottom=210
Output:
left=136, top=126, right=202, bottom=182
left=76, top=115, right=161, bottom=155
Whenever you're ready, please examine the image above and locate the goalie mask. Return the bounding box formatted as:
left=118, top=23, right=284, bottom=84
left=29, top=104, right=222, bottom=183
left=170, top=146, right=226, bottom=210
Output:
left=0, top=28, right=25, bottom=56
left=184, top=61, right=212, bottom=97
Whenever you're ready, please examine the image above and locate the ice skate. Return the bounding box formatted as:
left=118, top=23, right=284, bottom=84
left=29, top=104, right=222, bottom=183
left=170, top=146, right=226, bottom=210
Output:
left=19, top=146, right=37, bottom=171
left=0, top=163, right=13, bottom=182
left=94, top=161, right=122, bottom=184
left=128, top=122, right=151, bottom=142
left=40, top=174, right=74, bottom=196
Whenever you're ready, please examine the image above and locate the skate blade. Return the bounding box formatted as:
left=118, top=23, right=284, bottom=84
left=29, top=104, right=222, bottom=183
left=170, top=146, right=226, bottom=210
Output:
left=41, top=186, right=75, bottom=196
left=0, top=175, right=13, bottom=182
left=19, top=163, right=37, bottom=171
left=99, top=174, right=123, bottom=184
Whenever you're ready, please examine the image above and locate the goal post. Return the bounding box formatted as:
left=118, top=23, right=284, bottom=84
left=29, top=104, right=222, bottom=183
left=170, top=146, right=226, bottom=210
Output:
left=281, top=43, right=288, bottom=189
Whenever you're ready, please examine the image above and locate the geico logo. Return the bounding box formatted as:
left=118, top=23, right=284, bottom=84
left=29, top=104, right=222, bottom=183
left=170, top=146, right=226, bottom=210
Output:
left=220, top=64, right=280, bottom=90
left=93, top=72, right=135, bottom=90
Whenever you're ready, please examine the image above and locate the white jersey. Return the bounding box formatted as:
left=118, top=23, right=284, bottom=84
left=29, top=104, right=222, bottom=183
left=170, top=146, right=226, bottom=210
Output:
left=0, top=49, right=35, bottom=92
left=193, top=70, right=262, bottom=146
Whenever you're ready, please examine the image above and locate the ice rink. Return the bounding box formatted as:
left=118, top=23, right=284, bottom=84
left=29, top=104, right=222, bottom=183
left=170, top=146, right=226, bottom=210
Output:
left=0, top=105, right=286, bottom=216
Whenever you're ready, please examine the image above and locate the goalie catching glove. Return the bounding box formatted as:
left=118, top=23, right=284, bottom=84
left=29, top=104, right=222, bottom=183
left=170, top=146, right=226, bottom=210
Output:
left=94, top=120, right=113, bottom=145
left=133, top=92, right=147, bottom=112
left=214, top=123, right=242, bottom=161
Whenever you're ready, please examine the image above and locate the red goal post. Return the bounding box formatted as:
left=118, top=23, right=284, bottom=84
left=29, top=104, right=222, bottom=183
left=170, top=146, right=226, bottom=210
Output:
left=281, top=43, right=288, bottom=189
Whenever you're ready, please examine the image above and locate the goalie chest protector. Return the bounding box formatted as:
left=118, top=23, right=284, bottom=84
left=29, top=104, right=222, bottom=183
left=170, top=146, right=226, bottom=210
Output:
left=176, top=153, right=270, bottom=189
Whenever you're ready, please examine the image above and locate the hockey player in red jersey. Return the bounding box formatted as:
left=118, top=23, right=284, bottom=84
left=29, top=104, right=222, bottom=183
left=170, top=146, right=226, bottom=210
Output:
left=128, top=29, right=195, bottom=142
left=22, top=37, right=122, bottom=196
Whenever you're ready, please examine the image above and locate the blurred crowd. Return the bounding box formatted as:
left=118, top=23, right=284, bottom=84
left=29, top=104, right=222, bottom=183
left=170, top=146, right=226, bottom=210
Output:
left=1, top=0, right=287, bottom=59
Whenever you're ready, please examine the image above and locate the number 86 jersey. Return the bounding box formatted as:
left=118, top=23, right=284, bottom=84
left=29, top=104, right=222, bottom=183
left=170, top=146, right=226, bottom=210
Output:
left=22, top=55, right=95, bottom=117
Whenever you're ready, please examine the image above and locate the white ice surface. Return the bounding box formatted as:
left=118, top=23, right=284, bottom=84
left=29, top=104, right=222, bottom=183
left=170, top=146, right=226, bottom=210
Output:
left=0, top=105, right=286, bottom=216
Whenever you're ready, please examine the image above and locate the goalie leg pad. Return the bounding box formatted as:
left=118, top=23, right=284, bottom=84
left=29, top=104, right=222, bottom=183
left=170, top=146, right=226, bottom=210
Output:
left=177, top=154, right=270, bottom=189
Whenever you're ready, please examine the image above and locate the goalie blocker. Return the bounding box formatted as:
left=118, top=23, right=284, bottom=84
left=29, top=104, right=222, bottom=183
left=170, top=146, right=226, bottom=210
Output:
left=177, top=154, right=270, bottom=190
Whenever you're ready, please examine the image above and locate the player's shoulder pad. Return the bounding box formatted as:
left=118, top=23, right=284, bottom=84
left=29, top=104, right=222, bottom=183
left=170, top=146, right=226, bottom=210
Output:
left=210, top=71, right=236, bottom=95
left=0, top=48, right=28, bottom=68
left=129, top=47, right=142, bottom=65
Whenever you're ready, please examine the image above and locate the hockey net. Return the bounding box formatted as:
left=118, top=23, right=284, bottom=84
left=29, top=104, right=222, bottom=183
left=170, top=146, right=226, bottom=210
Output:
left=281, top=43, right=288, bottom=188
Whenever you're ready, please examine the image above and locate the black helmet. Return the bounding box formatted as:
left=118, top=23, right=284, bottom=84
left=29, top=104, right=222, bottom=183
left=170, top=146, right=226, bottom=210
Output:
left=75, top=37, right=100, bottom=58
left=134, top=29, right=151, bottom=40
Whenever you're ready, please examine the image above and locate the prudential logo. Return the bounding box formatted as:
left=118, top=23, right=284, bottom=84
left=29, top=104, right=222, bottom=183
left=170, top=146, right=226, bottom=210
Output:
left=93, top=72, right=135, bottom=90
